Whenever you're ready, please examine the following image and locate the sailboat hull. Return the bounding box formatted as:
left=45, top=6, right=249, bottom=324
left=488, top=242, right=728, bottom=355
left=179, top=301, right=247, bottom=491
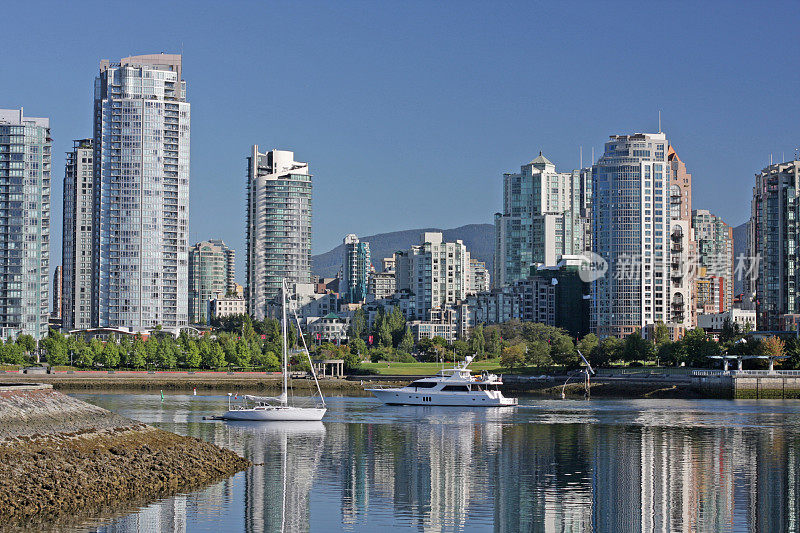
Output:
left=221, top=406, right=327, bottom=421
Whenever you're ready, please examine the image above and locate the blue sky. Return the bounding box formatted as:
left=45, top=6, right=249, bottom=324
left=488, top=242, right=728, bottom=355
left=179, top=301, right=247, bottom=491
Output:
left=2, top=1, right=798, bottom=284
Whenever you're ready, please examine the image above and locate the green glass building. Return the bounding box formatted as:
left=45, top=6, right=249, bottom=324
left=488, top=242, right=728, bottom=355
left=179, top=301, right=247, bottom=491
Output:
left=0, top=109, right=51, bottom=339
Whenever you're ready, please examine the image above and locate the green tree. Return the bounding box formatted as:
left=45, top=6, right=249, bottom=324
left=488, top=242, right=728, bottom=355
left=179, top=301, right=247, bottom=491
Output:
left=577, top=334, right=599, bottom=360
left=486, top=329, right=501, bottom=358
left=118, top=336, right=133, bottom=367
left=2, top=341, right=26, bottom=365
left=349, top=308, right=366, bottom=340
left=144, top=337, right=159, bottom=367
left=501, top=344, right=526, bottom=372
left=41, top=329, right=68, bottom=367
left=206, top=342, right=226, bottom=369
left=657, top=341, right=688, bottom=366
left=378, top=318, right=393, bottom=348
left=469, top=324, right=486, bottom=359
left=591, top=336, right=623, bottom=367
left=682, top=328, right=720, bottom=365
left=452, top=340, right=470, bottom=361
left=184, top=340, right=202, bottom=368
left=89, top=338, right=104, bottom=365
left=623, top=331, right=653, bottom=363
left=131, top=337, right=147, bottom=369
left=551, top=334, right=577, bottom=365
left=261, top=350, right=281, bottom=371
left=398, top=327, right=414, bottom=354
left=233, top=338, right=252, bottom=368
left=652, top=321, right=671, bottom=351
left=100, top=340, right=121, bottom=368
left=388, top=307, right=406, bottom=346
left=16, top=334, right=36, bottom=354
left=154, top=338, right=178, bottom=368
left=526, top=340, right=552, bottom=367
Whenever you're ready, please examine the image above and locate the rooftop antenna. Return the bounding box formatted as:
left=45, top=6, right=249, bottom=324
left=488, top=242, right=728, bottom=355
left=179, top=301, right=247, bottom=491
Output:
left=658, top=110, right=662, bottom=133
left=580, top=146, right=583, bottom=169
left=770, top=154, right=773, bottom=165
left=591, top=147, right=595, bottom=164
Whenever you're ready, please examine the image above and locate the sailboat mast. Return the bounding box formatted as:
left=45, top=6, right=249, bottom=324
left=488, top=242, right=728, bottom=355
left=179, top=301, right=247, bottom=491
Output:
left=282, top=279, right=288, bottom=404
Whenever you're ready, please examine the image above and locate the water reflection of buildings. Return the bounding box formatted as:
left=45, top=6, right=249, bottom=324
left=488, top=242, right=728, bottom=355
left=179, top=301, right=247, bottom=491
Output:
left=94, top=397, right=800, bottom=532
left=322, top=407, right=800, bottom=532
left=236, top=421, right=325, bottom=533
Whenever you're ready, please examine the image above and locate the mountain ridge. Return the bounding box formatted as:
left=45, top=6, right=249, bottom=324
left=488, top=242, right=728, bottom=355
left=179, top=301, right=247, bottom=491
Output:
left=312, top=223, right=495, bottom=278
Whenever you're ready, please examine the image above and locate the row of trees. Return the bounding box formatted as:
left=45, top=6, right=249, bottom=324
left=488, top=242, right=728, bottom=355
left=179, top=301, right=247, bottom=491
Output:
left=8, top=312, right=800, bottom=372
left=1, top=327, right=293, bottom=371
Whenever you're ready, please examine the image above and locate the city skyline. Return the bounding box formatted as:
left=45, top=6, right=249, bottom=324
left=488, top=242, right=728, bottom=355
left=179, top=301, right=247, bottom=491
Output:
left=3, top=1, right=798, bottom=286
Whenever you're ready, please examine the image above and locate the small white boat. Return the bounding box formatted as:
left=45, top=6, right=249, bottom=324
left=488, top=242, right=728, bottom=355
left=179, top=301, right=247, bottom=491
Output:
left=221, top=280, right=327, bottom=422
left=367, top=357, right=517, bottom=407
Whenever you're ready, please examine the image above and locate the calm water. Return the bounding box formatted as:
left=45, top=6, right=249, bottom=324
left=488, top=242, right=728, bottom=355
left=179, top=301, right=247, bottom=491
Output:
left=68, top=393, right=800, bottom=532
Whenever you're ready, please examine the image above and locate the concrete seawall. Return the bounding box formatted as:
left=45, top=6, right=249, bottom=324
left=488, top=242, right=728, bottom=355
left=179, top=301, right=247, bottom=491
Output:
left=0, top=383, right=250, bottom=529
left=694, top=374, right=800, bottom=399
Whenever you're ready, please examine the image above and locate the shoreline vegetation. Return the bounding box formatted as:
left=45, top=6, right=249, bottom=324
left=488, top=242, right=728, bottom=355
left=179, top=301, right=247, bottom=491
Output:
left=0, top=384, right=250, bottom=529
left=0, top=370, right=701, bottom=399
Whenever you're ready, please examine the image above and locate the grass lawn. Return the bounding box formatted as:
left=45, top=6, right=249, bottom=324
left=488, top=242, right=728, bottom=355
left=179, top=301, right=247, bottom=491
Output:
left=359, top=359, right=505, bottom=376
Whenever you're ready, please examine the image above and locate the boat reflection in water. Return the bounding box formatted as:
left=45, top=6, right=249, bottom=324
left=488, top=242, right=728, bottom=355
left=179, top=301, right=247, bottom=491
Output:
left=86, top=396, right=800, bottom=532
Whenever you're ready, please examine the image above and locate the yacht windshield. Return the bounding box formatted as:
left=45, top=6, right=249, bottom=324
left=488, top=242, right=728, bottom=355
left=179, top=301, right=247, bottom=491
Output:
left=410, top=381, right=438, bottom=388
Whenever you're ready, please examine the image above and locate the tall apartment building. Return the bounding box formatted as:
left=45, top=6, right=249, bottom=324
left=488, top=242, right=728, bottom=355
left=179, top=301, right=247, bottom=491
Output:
left=52, top=266, right=63, bottom=319
left=0, top=109, right=51, bottom=340
left=667, top=146, right=695, bottom=328
left=93, top=54, right=190, bottom=330
left=341, top=234, right=371, bottom=303
left=494, top=153, right=581, bottom=287
left=592, top=133, right=690, bottom=337
left=367, top=255, right=396, bottom=301
left=246, top=148, right=312, bottom=320
left=188, top=239, right=235, bottom=324
left=692, top=209, right=733, bottom=314
left=396, top=232, right=470, bottom=320
left=749, top=159, right=800, bottom=330
left=577, top=166, right=593, bottom=253
left=468, top=258, right=491, bottom=293
left=62, top=138, right=94, bottom=331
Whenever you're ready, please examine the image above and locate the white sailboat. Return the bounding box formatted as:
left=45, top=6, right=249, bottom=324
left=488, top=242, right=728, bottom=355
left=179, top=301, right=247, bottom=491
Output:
left=221, top=279, right=327, bottom=421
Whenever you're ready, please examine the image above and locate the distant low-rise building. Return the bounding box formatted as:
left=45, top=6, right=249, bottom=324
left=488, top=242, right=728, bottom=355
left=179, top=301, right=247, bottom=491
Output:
left=307, top=313, right=348, bottom=344
left=409, top=321, right=458, bottom=343
left=208, top=295, right=246, bottom=323
left=697, top=309, right=756, bottom=332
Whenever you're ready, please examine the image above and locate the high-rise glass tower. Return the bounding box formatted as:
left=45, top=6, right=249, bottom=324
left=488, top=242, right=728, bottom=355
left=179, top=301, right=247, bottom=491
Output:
left=188, top=239, right=235, bottom=324
left=750, top=159, right=800, bottom=330
left=62, top=139, right=94, bottom=331
left=246, top=148, right=312, bottom=320
left=592, top=133, right=672, bottom=337
left=93, top=54, right=190, bottom=330
left=0, top=109, right=51, bottom=339
left=341, top=234, right=371, bottom=303
left=494, top=153, right=581, bottom=287
left=692, top=209, right=733, bottom=314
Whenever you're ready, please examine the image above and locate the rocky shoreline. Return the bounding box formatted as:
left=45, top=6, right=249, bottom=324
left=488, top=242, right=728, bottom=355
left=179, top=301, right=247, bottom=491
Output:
left=0, top=384, right=250, bottom=529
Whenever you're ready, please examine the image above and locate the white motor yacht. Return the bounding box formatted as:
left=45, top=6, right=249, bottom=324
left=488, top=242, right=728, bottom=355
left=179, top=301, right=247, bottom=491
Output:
left=367, top=357, right=517, bottom=407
